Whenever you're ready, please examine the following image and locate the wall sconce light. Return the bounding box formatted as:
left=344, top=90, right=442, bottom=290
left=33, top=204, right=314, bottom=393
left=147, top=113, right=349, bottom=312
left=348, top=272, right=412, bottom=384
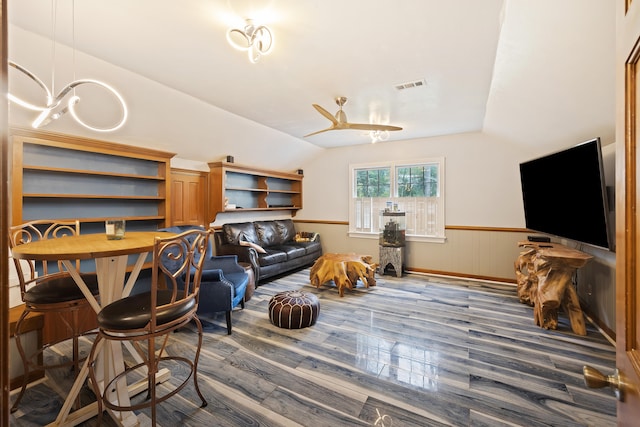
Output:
left=226, top=19, right=274, bottom=63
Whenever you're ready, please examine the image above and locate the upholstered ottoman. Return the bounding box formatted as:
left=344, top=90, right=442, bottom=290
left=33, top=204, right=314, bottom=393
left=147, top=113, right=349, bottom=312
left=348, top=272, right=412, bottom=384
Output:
left=268, top=290, right=320, bottom=329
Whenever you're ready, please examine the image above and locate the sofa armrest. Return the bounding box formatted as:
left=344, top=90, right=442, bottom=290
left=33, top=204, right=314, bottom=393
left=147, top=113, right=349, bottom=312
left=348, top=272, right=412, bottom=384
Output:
left=215, top=244, right=259, bottom=272
left=202, top=255, right=244, bottom=274
left=201, top=268, right=225, bottom=282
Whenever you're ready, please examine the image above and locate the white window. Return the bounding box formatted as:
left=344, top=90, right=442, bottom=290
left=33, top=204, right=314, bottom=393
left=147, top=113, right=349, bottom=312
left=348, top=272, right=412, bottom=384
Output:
left=349, top=158, right=445, bottom=243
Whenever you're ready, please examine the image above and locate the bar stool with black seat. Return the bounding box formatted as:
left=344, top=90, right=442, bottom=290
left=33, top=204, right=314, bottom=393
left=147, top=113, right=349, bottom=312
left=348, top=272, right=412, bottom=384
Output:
left=86, top=228, right=211, bottom=426
left=9, top=219, right=99, bottom=413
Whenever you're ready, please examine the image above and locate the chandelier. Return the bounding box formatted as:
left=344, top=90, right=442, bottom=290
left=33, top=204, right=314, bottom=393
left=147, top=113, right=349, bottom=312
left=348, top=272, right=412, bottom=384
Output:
left=8, top=61, right=128, bottom=132
left=8, top=0, right=128, bottom=132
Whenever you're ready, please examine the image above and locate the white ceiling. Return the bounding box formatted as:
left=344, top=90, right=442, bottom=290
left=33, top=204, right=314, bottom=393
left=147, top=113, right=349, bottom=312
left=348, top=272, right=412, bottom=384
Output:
left=7, top=0, right=615, bottom=155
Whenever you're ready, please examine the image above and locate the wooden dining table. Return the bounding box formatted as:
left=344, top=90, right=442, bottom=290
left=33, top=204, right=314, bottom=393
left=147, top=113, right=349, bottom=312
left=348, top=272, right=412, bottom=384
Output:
left=11, top=230, right=175, bottom=427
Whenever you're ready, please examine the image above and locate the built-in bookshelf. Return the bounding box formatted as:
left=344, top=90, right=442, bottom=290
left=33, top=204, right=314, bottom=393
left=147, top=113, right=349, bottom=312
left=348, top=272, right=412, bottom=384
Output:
left=11, top=128, right=175, bottom=231
left=208, top=161, right=303, bottom=221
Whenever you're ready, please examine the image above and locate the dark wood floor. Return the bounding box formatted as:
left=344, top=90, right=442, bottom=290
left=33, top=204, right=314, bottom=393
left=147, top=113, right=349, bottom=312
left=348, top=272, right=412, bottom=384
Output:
left=11, top=269, right=617, bottom=426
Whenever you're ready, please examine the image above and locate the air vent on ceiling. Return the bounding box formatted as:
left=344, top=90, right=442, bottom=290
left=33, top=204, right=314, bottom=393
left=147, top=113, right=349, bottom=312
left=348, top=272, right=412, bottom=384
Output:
left=394, top=79, right=427, bottom=91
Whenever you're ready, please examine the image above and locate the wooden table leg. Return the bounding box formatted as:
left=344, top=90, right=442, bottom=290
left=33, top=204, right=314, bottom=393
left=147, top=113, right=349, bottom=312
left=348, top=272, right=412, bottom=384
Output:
left=562, top=284, right=587, bottom=335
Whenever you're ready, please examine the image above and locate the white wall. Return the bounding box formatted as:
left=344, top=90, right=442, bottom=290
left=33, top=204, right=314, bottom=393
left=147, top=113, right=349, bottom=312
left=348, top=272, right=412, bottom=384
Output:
left=297, top=131, right=529, bottom=227
left=293, top=131, right=533, bottom=282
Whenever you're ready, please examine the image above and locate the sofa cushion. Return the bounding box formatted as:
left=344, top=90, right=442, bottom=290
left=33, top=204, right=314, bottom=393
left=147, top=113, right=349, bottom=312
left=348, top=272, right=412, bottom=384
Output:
left=289, top=241, right=322, bottom=255
left=258, top=250, right=288, bottom=266
left=275, top=219, right=296, bottom=243
left=255, top=221, right=283, bottom=246
left=270, top=244, right=307, bottom=259
left=223, top=222, right=259, bottom=245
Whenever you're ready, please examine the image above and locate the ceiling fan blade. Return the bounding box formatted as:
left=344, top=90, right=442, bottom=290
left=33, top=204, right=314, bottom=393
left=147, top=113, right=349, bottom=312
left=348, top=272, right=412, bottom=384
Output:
left=304, top=127, right=335, bottom=137
left=346, top=123, right=403, bottom=132
left=312, top=104, right=339, bottom=125
left=307, top=97, right=402, bottom=138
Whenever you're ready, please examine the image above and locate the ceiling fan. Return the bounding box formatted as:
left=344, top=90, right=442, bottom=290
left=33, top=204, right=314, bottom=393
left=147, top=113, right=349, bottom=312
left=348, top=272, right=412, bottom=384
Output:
left=304, top=96, right=402, bottom=137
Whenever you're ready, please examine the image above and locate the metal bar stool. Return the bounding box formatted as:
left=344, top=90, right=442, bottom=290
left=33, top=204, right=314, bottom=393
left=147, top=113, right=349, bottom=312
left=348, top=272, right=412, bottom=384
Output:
left=86, top=228, right=211, bottom=425
left=9, top=219, right=99, bottom=413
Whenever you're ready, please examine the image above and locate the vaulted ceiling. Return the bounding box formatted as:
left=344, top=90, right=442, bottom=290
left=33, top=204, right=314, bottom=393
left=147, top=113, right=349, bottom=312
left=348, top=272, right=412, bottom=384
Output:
left=7, top=0, right=615, bottom=158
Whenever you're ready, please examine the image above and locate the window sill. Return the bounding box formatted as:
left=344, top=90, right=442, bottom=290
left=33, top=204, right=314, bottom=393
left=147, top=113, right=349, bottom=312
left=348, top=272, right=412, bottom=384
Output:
left=348, top=231, right=446, bottom=244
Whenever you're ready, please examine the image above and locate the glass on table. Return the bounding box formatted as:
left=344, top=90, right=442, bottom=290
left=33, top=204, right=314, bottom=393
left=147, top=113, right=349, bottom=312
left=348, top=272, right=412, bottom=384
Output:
left=105, top=219, right=126, bottom=240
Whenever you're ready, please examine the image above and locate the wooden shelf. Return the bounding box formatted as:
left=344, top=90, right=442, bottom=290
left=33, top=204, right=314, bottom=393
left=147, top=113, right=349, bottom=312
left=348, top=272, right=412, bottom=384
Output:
left=223, top=207, right=300, bottom=212
left=11, top=128, right=175, bottom=228
left=23, top=194, right=166, bottom=200
left=23, top=165, right=164, bottom=181
left=44, top=215, right=166, bottom=223
left=208, top=161, right=303, bottom=220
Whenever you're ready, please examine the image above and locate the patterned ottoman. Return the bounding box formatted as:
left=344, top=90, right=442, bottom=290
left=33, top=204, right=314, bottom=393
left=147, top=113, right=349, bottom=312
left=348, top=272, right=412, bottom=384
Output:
left=268, top=290, right=320, bottom=329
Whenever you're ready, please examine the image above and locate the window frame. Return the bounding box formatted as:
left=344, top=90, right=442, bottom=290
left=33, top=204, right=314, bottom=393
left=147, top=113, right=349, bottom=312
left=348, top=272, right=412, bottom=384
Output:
left=348, top=158, right=446, bottom=243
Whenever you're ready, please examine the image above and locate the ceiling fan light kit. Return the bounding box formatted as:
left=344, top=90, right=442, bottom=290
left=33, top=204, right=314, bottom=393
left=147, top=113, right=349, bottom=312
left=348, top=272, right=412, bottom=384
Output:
left=304, top=96, right=403, bottom=140
left=370, top=130, right=390, bottom=143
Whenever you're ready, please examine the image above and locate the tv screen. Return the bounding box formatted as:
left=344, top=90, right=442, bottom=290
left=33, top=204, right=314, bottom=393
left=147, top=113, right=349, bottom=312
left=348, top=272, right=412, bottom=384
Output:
left=519, top=137, right=612, bottom=250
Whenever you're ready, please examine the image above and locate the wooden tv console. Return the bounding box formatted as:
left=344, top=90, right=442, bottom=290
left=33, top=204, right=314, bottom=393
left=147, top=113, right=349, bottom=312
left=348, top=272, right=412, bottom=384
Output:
left=515, top=241, right=593, bottom=335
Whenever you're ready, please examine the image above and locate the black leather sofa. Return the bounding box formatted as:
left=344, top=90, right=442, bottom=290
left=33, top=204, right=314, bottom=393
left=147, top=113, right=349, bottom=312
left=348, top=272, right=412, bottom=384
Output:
left=213, top=219, right=322, bottom=283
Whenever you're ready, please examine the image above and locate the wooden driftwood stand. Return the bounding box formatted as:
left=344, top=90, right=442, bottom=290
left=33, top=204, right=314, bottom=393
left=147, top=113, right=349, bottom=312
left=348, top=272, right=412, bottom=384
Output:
left=310, top=253, right=378, bottom=297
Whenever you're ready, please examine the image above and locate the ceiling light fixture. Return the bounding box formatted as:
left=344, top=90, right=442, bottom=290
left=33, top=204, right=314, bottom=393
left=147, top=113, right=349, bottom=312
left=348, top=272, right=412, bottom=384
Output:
left=370, top=130, right=390, bottom=143
left=8, top=0, right=127, bottom=132
left=226, top=19, right=274, bottom=63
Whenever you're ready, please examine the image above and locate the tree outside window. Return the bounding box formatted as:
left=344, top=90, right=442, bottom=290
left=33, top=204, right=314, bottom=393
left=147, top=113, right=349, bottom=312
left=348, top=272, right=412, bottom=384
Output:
left=356, top=168, right=390, bottom=197
left=396, top=164, right=439, bottom=197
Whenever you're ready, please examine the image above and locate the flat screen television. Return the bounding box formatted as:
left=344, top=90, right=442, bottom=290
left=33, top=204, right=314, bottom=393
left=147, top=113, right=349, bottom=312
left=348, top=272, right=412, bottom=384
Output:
left=519, top=137, right=613, bottom=251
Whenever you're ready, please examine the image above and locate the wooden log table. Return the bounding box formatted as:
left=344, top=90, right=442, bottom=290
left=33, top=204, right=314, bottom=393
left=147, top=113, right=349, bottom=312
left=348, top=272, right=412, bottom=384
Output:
left=309, top=253, right=378, bottom=297
left=515, top=242, right=593, bottom=335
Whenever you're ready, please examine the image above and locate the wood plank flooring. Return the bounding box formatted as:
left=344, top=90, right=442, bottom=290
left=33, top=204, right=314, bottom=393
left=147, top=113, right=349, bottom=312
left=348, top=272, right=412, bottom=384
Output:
left=10, top=269, right=617, bottom=426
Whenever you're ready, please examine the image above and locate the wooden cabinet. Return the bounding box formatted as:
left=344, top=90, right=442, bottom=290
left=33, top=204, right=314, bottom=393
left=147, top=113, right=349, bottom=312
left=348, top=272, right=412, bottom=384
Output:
left=208, top=162, right=303, bottom=220
left=11, top=128, right=174, bottom=230
left=170, top=168, right=207, bottom=226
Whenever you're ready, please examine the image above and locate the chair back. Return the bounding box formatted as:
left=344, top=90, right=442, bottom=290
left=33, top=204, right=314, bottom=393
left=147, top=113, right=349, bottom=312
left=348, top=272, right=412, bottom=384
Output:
left=151, top=228, right=211, bottom=331
left=9, top=219, right=81, bottom=296
left=158, top=225, right=214, bottom=259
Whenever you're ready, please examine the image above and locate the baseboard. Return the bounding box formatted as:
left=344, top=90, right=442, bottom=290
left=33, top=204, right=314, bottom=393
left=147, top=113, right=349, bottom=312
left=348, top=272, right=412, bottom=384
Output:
left=406, top=267, right=516, bottom=284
